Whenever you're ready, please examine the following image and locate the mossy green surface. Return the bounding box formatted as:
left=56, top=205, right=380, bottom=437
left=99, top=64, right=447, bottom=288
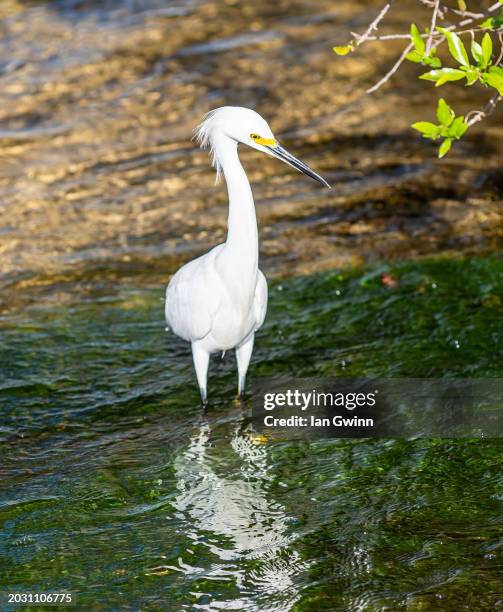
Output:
left=1, top=256, right=502, bottom=611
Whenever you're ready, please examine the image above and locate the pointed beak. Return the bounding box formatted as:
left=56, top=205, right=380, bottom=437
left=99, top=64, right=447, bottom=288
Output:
left=266, top=143, right=331, bottom=188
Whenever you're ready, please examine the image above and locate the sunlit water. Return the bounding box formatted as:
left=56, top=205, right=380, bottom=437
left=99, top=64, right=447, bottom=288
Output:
left=0, top=0, right=502, bottom=313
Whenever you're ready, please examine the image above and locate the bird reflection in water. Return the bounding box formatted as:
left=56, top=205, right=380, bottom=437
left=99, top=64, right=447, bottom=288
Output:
left=170, top=416, right=307, bottom=609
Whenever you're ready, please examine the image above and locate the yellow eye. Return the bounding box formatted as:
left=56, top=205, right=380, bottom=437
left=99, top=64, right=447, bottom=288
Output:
left=250, top=133, right=277, bottom=147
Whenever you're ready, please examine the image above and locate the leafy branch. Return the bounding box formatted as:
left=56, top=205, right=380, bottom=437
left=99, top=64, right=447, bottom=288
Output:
left=412, top=98, right=468, bottom=157
left=333, top=1, right=503, bottom=157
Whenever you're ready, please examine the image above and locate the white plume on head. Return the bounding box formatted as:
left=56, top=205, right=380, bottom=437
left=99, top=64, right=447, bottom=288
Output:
left=193, top=106, right=277, bottom=184
left=194, top=108, right=225, bottom=182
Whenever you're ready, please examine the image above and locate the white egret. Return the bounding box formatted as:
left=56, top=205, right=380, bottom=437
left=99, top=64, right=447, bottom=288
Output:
left=165, top=107, right=329, bottom=404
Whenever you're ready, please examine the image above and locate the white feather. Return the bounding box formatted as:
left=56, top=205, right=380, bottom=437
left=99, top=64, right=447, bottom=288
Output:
left=194, top=108, right=225, bottom=182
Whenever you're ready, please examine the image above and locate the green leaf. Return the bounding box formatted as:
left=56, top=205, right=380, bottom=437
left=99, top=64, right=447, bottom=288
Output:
left=448, top=116, right=468, bottom=139
left=411, top=121, right=440, bottom=138
left=439, top=138, right=452, bottom=158
left=436, top=98, right=455, bottom=126
left=481, top=33, right=493, bottom=67
left=457, top=0, right=467, bottom=10
left=410, top=24, right=425, bottom=54
left=482, top=12, right=503, bottom=30
left=420, top=68, right=466, bottom=86
left=465, top=69, right=479, bottom=85
left=437, top=27, right=470, bottom=67
left=333, top=45, right=353, bottom=55
left=406, top=50, right=423, bottom=63
left=408, top=52, right=441, bottom=68
left=423, top=56, right=442, bottom=68
left=471, top=40, right=484, bottom=66
left=483, top=71, right=503, bottom=95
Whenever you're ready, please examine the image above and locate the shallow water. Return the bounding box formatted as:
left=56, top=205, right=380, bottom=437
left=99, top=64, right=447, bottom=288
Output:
left=0, top=0, right=502, bottom=313
left=1, top=0, right=503, bottom=609
left=1, top=257, right=503, bottom=610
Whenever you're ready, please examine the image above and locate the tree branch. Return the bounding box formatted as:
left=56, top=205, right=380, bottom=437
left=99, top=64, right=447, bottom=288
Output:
left=352, top=25, right=500, bottom=44
left=466, top=93, right=502, bottom=127
left=450, top=8, right=485, bottom=20
left=366, top=41, right=414, bottom=94
left=496, top=30, right=503, bottom=66
left=341, top=0, right=502, bottom=52
left=351, top=1, right=395, bottom=47
left=426, top=0, right=440, bottom=56
left=336, top=0, right=503, bottom=131
left=350, top=31, right=411, bottom=41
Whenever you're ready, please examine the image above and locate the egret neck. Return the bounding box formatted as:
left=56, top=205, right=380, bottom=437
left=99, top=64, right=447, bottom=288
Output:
left=215, top=133, right=259, bottom=290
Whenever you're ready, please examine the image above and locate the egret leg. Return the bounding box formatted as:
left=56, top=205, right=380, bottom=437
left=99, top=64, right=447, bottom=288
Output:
left=192, top=343, right=210, bottom=405
left=236, top=334, right=254, bottom=396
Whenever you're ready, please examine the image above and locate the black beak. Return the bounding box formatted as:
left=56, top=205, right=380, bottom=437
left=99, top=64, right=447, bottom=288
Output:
left=266, top=143, right=330, bottom=188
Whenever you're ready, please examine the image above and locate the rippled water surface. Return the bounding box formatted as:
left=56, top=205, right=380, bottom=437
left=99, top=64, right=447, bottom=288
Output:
left=1, top=0, right=502, bottom=312
left=2, top=257, right=503, bottom=610
left=1, top=0, right=503, bottom=609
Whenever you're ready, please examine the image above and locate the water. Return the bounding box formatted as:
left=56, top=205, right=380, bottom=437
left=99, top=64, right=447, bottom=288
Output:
left=1, top=0, right=502, bottom=313
left=1, top=0, right=503, bottom=609
left=1, top=257, right=503, bottom=610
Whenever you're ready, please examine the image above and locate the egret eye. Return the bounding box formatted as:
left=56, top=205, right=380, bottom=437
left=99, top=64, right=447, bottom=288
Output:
left=250, top=133, right=277, bottom=147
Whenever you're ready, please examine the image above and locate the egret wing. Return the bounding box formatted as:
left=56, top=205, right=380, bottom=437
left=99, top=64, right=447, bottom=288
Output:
left=165, top=246, right=223, bottom=342
left=254, top=270, right=268, bottom=330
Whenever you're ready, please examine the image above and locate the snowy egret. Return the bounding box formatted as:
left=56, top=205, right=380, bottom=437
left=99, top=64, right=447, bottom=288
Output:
left=165, top=107, right=329, bottom=404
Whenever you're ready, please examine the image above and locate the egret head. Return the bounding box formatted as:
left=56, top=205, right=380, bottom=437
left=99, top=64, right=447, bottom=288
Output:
left=195, top=106, right=330, bottom=188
